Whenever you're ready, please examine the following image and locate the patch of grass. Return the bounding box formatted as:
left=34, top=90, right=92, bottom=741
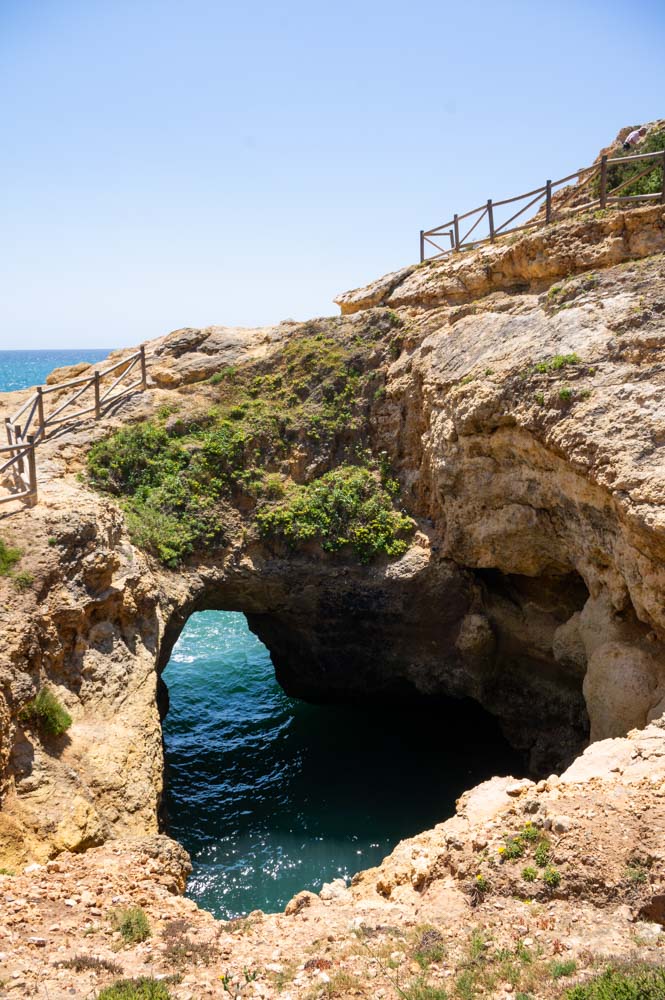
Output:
left=0, top=868, right=14, bottom=876
left=534, top=392, right=545, bottom=406
left=559, top=387, right=573, bottom=402
left=522, top=866, right=538, bottom=882
left=564, top=962, right=665, bottom=1000
left=110, top=906, right=151, bottom=945
left=405, top=979, right=449, bottom=999
left=62, top=955, right=122, bottom=974
left=413, top=927, right=446, bottom=968
left=97, top=979, right=172, bottom=1000
left=534, top=841, right=551, bottom=868
left=12, top=570, right=34, bottom=591
left=624, top=865, right=648, bottom=885
left=19, top=688, right=72, bottom=737
left=0, top=539, right=22, bottom=575
left=551, top=959, right=577, bottom=980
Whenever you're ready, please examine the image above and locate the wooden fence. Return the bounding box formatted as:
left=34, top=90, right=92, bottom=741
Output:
left=0, top=346, right=147, bottom=508
left=420, top=149, right=665, bottom=262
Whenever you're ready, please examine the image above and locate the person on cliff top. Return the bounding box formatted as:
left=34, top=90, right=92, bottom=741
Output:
left=623, top=126, right=647, bottom=151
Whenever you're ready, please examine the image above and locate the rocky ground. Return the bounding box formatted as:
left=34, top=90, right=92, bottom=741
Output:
left=0, top=724, right=663, bottom=998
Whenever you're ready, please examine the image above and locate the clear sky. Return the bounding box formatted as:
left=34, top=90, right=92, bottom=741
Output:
left=1, top=0, right=663, bottom=349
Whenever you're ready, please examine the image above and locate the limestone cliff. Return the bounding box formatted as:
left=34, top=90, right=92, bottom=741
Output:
left=2, top=198, right=665, bottom=864
left=0, top=155, right=664, bottom=997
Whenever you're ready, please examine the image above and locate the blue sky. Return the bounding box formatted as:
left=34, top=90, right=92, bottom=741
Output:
left=1, top=0, right=663, bottom=349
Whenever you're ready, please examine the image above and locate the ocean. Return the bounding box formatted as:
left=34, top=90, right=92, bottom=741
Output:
left=2, top=350, right=524, bottom=919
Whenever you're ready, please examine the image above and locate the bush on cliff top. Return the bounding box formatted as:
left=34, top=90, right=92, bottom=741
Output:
left=564, top=963, right=665, bottom=1000
left=19, top=688, right=72, bottom=737
left=87, top=313, right=413, bottom=567
left=97, top=978, right=171, bottom=1000
left=256, top=465, right=413, bottom=563
left=593, top=128, right=665, bottom=199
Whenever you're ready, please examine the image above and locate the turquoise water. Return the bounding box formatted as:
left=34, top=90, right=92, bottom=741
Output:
left=0, top=349, right=113, bottom=393
left=2, top=353, right=525, bottom=921
left=163, top=611, right=524, bottom=919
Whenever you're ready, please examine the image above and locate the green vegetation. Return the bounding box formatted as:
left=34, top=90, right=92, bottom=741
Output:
left=256, top=465, right=412, bottom=563
left=565, top=963, right=665, bottom=1000
left=551, top=959, right=577, bottom=980
left=521, top=866, right=538, bottom=882
left=111, top=906, right=151, bottom=944
left=18, top=688, right=72, bottom=737
left=413, top=927, right=446, bottom=968
left=597, top=128, right=665, bottom=199
left=533, top=353, right=580, bottom=374
left=97, top=979, right=172, bottom=1000
left=12, top=570, right=34, bottom=591
left=88, top=314, right=413, bottom=567
left=0, top=539, right=21, bottom=576
left=542, top=865, right=561, bottom=889
left=559, top=387, right=573, bottom=403
left=534, top=841, right=551, bottom=868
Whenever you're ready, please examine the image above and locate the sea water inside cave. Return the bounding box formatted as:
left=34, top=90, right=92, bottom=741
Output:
left=162, top=610, right=525, bottom=919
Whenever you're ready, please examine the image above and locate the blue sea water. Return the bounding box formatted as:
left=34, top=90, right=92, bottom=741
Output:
left=163, top=611, right=524, bottom=919
left=1, top=352, right=525, bottom=920
left=0, top=349, right=113, bottom=393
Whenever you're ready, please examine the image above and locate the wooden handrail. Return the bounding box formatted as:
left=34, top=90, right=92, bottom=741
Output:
left=420, top=148, right=664, bottom=261
left=1, top=346, right=149, bottom=510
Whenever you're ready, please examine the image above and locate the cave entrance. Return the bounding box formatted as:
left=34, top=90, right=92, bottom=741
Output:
left=161, top=609, right=526, bottom=919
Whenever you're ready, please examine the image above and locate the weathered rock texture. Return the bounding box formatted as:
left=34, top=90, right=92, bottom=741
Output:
left=0, top=724, right=664, bottom=998
left=1, top=200, right=665, bottom=868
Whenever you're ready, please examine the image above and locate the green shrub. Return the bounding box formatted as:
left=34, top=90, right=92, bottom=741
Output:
left=12, top=571, right=34, bottom=591
left=551, top=959, right=577, bottom=979
left=559, top=387, right=573, bottom=402
left=521, top=823, right=540, bottom=843
left=533, top=353, right=580, bottom=373
left=501, top=836, right=525, bottom=860
left=596, top=129, right=665, bottom=199
left=542, top=866, right=561, bottom=888
left=111, top=906, right=151, bottom=944
left=534, top=841, right=550, bottom=868
left=256, top=465, right=414, bottom=563
left=521, top=866, right=538, bottom=882
left=565, top=963, right=665, bottom=1000
left=19, top=688, right=72, bottom=736
left=97, top=979, right=171, bottom=1000
left=0, top=539, right=21, bottom=576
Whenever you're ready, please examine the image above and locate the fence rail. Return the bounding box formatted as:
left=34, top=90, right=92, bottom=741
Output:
left=420, top=149, right=665, bottom=262
left=0, top=346, right=148, bottom=509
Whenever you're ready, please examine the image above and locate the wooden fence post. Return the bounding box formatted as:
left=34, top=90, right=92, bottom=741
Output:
left=545, top=181, right=552, bottom=223
left=14, top=423, right=24, bottom=474
left=600, top=156, right=608, bottom=209
left=487, top=200, right=494, bottom=242
left=94, top=372, right=101, bottom=419
left=36, top=387, right=45, bottom=435
left=26, top=435, right=37, bottom=506
left=661, top=151, right=665, bottom=205
left=419, top=230, right=425, bottom=263
left=140, top=345, right=147, bottom=388
left=5, top=417, right=12, bottom=448
left=453, top=214, right=460, bottom=251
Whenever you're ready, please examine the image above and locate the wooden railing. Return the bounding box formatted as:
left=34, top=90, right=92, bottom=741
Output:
left=420, top=149, right=665, bottom=262
left=0, top=346, right=147, bottom=508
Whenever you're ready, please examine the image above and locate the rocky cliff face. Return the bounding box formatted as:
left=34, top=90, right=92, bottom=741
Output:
left=0, top=201, right=664, bottom=870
